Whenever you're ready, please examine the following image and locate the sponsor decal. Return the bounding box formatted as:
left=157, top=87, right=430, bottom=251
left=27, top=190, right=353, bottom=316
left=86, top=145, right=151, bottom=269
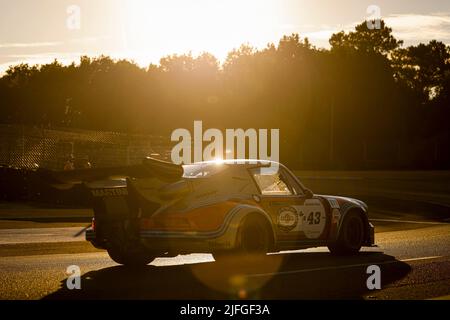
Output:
left=277, top=207, right=298, bottom=232
left=252, top=194, right=261, bottom=203
left=91, top=188, right=128, bottom=197
left=332, top=208, right=341, bottom=224
left=328, top=198, right=340, bottom=209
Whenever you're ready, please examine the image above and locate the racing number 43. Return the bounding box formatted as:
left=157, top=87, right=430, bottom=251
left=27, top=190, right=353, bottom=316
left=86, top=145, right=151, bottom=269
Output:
left=307, top=212, right=321, bottom=225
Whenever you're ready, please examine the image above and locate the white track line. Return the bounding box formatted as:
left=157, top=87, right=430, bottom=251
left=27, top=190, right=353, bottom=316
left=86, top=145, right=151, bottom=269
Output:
left=401, top=256, right=444, bottom=262
left=0, top=227, right=85, bottom=244
left=429, top=294, right=450, bottom=300
left=246, top=255, right=445, bottom=278
left=370, top=218, right=449, bottom=225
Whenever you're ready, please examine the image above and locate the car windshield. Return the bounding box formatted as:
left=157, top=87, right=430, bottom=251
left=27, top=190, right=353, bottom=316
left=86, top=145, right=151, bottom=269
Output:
left=182, top=162, right=228, bottom=178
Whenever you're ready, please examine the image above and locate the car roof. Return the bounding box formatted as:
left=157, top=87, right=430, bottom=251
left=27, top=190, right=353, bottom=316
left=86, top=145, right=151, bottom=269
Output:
left=183, top=159, right=279, bottom=168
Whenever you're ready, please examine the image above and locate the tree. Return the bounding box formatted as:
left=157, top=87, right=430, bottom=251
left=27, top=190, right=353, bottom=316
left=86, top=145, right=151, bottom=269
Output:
left=393, top=40, right=450, bottom=101
left=330, top=20, right=403, bottom=56
left=0, top=23, right=449, bottom=169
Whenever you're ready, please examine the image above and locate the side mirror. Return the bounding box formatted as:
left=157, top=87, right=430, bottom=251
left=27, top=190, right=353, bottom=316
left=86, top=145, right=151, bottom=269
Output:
left=304, top=189, right=314, bottom=199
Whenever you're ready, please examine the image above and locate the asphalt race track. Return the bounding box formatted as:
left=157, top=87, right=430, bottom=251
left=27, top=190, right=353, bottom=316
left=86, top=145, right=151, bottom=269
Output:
left=0, top=221, right=449, bottom=300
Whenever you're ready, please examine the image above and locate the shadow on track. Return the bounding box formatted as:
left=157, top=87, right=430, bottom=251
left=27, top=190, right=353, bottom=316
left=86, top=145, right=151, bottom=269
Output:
left=44, top=251, right=411, bottom=300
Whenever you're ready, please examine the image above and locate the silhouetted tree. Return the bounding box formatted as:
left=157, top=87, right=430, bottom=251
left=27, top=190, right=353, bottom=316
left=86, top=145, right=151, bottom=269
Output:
left=0, top=21, right=449, bottom=169
left=330, top=20, right=403, bottom=56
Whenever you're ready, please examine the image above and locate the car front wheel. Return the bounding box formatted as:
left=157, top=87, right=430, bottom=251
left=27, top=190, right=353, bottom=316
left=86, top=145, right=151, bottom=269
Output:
left=328, top=211, right=364, bottom=255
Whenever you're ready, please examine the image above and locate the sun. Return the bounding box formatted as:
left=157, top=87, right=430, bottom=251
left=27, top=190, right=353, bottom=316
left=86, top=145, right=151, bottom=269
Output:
left=122, top=0, right=283, bottom=64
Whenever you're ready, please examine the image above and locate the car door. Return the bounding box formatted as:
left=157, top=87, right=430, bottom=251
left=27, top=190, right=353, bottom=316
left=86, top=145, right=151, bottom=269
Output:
left=250, top=166, right=329, bottom=244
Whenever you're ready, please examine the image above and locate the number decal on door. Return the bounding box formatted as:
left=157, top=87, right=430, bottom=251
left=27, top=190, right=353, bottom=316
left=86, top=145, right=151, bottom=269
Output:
left=294, top=199, right=327, bottom=239
left=307, top=212, right=321, bottom=225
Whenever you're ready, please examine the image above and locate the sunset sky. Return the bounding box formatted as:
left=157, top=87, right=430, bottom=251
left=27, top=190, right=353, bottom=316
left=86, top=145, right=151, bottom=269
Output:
left=1, top=0, right=450, bottom=74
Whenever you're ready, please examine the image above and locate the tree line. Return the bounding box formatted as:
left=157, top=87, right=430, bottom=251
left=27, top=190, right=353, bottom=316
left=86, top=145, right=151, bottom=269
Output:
left=0, top=21, right=449, bottom=169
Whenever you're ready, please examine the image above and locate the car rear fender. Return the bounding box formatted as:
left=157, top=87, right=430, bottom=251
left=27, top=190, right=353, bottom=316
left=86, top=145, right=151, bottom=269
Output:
left=222, top=204, right=276, bottom=249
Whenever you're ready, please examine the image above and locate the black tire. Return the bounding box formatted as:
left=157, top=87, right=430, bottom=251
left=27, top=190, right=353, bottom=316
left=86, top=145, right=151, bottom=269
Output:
left=213, top=215, right=272, bottom=262
left=239, top=215, right=271, bottom=255
left=107, top=245, right=156, bottom=267
left=328, top=211, right=364, bottom=256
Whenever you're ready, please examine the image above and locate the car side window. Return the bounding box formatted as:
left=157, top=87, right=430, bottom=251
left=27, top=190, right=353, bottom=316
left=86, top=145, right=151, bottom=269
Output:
left=281, top=168, right=304, bottom=196
left=251, top=168, right=293, bottom=196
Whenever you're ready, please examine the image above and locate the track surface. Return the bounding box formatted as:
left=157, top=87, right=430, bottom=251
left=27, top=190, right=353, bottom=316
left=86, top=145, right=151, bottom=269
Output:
left=0, top=222, right=449, bottom=300
left=0, top=227, right=85, bottom=244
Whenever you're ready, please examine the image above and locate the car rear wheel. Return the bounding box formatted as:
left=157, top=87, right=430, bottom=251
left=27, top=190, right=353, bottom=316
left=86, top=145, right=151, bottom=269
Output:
left=328, top=211, right=364, bottom=255
left=107, top=244, right=156, bottom=267
left=213, top=214, right=271, bottom=262
left=239, top=215, right=271, bottom=255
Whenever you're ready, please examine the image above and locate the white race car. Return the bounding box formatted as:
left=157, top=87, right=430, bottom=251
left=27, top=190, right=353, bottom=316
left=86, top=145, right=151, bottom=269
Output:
left=47, top=158, right=375, bottom=266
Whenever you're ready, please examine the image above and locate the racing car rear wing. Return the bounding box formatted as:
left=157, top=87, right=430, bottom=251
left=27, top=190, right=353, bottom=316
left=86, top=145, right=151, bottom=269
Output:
left=38, top=157, right=183, bottom=188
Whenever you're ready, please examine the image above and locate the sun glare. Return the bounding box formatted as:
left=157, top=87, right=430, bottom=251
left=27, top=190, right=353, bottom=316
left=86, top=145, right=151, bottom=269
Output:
left=122, top=0, right=283, bottom=63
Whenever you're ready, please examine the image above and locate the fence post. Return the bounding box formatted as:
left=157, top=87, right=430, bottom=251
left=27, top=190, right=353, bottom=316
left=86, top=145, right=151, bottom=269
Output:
left=41, top=126, right=45, bottom=169
left=21, top=125, right=25, bottom=168
left=126, top=136, right=131, bottom=165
